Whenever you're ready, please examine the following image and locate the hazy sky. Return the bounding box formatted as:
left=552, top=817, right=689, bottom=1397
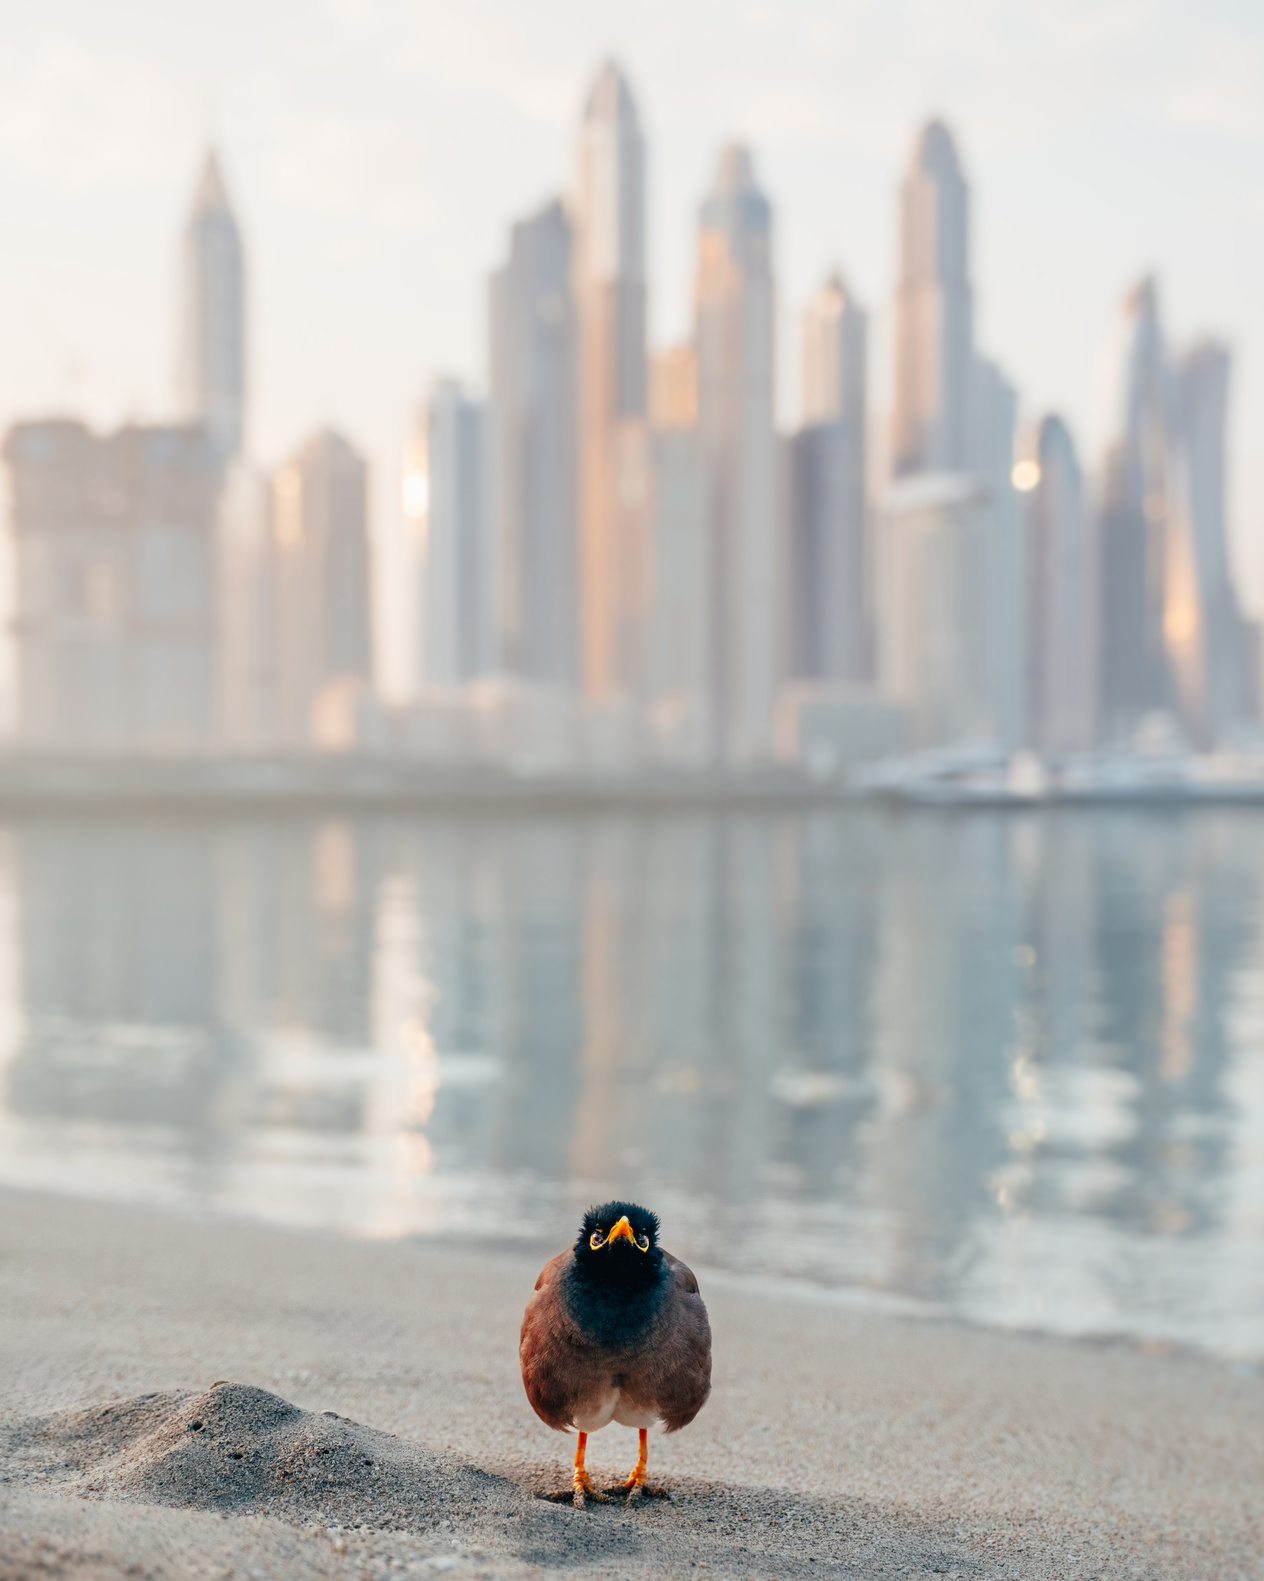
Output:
left=2, top=0, right=1262, bottom=621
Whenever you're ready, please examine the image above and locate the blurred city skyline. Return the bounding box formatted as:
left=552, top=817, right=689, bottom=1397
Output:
left=1, top=0, right=1262, bottom=674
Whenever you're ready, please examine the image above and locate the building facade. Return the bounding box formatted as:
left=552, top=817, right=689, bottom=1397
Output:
left=891, top=122, right=973, bottom=477
left=412, top=381, right=488, bottom=688
left=644, top=344, right=710, bottom=760
left=574, top=60, right=648, bottom=700
left=1177, top=340, right=1252, bottom=741
left=270, top=430, right=372, bottom=746
left=881, top=121, right=1024, bottom=750
left=695, top=144, right=778, bottom=765
left=1021, top=415, right=1097, bottom=754
left=5, top=420, right=222, bottom=750
left=790, top=272, right=869, bottom=683
left=489, top=198, right=579, bottom=689
left=1097, top=278, right=1177, bottom=738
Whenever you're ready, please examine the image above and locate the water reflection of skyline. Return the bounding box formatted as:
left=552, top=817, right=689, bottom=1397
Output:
left=1, top=808, right=1262, bottom=1358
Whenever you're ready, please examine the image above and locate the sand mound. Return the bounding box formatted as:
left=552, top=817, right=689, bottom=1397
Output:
left=1, top=1383, right=522, bottom=1530
left=0, top=1384, right=972, bottom=1578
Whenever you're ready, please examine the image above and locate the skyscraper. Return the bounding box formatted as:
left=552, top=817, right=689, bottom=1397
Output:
left=891, top=122, right=972, bottom=476
left=1177, top=340, right=1253, bottom=739
left=646, top=345, right=710, bottom=759
left=1021, top=416, right=1097, bottom=753
left=1097, top=278, right=1173, bottom=736
left=880, top=121, right=1024, bottom=749
left=802, top=271, right=867, bottom=430
left=695, top=144, right=778, bottom=765
left=411, top=382, right=488, bottom=689
left=271, top=430, right=372, bottom=744
left=790, top=273, right=869, bottom=681
left=574, top=60, right=648, bottom=700
left=488, top=198, right=577, bottom=687
left=177, top=150, right=246, bottom=459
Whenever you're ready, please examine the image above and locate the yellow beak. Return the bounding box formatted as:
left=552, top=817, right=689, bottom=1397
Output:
left=606, top=1215, right=635, bottom=1245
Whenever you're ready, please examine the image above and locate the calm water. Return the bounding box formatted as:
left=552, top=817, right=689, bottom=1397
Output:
left=1, top=807, right=1262, bottom=1359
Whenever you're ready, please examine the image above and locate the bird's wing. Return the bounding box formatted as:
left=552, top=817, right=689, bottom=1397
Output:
left=624, top=1249, right=713, bottom=1434
left=520, top=1249, right=602, bottom=1431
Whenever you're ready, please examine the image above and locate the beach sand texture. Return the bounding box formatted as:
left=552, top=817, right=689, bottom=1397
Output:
left=1, top=1188, right=1259, bottom=1580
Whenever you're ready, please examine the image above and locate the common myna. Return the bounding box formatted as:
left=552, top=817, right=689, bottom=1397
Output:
left=520, top=1200, right=712, bottom=1506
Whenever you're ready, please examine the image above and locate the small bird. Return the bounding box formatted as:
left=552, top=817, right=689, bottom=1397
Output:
left=519, top=1200, right=712, bottom=1507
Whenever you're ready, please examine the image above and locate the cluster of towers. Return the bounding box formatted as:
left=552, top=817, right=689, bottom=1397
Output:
left=411, top=61, right=1253, bottom=767
left=411, top=65, right=869, bottom=767
left=2, top=58, right=1251, bottom=763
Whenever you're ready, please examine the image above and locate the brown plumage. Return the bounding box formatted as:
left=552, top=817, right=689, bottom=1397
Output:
left=520, top=1201, right=711, bottom=1505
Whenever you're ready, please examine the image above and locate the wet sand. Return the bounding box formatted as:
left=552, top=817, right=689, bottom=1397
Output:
left=0, top=1187, right=1259, bottom=1580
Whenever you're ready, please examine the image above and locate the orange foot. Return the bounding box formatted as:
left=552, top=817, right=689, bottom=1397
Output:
left=554, top=1431, right=606, bottom=1509
left=609, top=1429, right=669, bottom=1502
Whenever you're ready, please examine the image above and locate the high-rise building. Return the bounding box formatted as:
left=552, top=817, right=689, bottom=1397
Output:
left=802, top=271, right=867, bottom=430
left=177, top=150, right=246, bottom=459
left=1097, top=278, right=1174, bottom=737
left=411, top=381, right=489, bottom=688
left=1020, top=416, right=1097, bottom=753
left=789, top=273, right=869, bottom=681
left=1177, top=340, right=1254, bottom=739
left=891, top=122, right=972, bottom=476
left=695, top=144, right=778, bottom=765
left=1094, top=277, right=1241, bottom=745
left=488, top=198, right=578, bottom=687
left=574, top=60, right=648, bottom=700
left=646, top=345, right=710, bottom=759
left=882, top=472, right=1018, bottom=748
left=270, top=430, right=372, bottom=745
left=880, top=121, right=1025, bottom=749
left=216, top=461, right=274, bottom=747
left=5, top=420, right=222, bottom=749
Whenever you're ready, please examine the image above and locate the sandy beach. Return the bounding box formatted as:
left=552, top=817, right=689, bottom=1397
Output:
left=1, top=1186, right=1259, bottom=1581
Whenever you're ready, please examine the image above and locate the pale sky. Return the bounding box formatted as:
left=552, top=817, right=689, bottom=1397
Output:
left=1, top=0, right=1262, bottom=651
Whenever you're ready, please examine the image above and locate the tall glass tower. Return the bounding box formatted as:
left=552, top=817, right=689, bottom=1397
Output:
left=695, top=144, right=777, bottom=764
left=891, top=121, right=972, bottom=476
left=178, top=150, right=245, bottom=459
left=574, top=60, right=647, bottom=699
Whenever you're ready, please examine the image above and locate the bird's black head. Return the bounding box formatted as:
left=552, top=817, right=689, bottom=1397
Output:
left=571, top=1201, right=663, bottom=1289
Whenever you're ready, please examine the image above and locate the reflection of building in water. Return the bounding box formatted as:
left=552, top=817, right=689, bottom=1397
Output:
left=1087, top=816, right=1239, bottom=1232
left=862, top=816, right=1022, bottom=1288
left=216, top=820, right=378, bottom=1054
left=4, top=822, right=230, bottom=1138
left=0, top=809, right=1260, bottom=1348
left=5, top=422, right=223, bottom=751
left=5, top=820, right=386, bottom=1150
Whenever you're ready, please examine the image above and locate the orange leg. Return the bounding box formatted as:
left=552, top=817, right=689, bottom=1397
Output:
left=622, top=1428, right=649, bottom=1491
left=571, top=1431, right=606, bottom=1508
left=616, top=1429, right=667, bottom=1499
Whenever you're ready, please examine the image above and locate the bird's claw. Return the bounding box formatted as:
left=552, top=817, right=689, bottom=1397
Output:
left=571, top=1471, right=607, bottom=1509
left=607, top=1479, right=669, bottom=1502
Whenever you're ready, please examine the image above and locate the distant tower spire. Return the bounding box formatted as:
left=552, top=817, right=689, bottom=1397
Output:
left=178, top=147, right=246, bottom=459
left=891, top=120, right=973, bottom=475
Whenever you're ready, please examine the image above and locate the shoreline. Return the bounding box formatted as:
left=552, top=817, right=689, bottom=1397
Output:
left=2, top=753, right=1264, bottom=815
left=0, top=1173, right=1254, bottom=1376
left=1, top=1185, right=1259, bottom=1579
